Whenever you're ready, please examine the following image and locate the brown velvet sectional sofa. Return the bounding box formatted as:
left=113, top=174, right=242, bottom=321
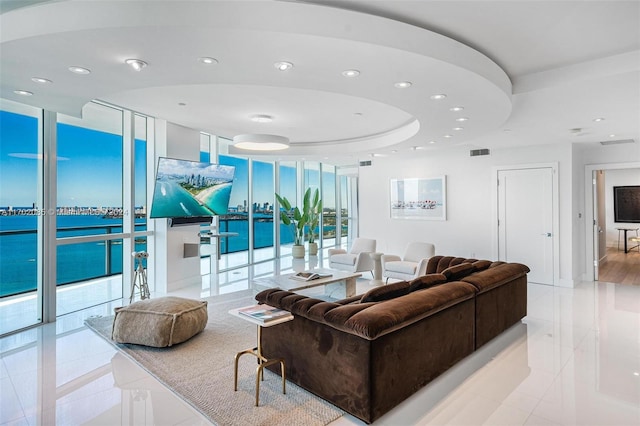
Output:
left=255, top=256, right=530, bottom=424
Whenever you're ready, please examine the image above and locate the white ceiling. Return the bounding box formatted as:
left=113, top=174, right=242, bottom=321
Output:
left=1, top=0, right=638, bottom=163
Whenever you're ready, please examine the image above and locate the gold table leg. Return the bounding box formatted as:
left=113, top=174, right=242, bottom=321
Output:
left=233, top=325, right=286, bottom=406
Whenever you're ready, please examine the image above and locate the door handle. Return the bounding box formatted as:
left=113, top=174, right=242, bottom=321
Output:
left=541, top=233, right=551, bottom=237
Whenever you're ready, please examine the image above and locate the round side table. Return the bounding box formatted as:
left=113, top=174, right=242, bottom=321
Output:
left=369, top=252, right=384, bottom=286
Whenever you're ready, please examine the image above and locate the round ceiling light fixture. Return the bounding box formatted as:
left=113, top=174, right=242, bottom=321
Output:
left=125, top=59, right=148, bottom=71
left=593, top=117, right=605, bottom=122
left=233, top=134, right=290, bottom=151
left=449, top=106, right=464, bottom=112
left=31, top=77, right=52, bottom=84
left=14, top=90, right=33, bottom=96
left=455, top=117, right=468, bottom=122
left=430, top=94, right=447, bottom=100
left=274, top=61, right=294, bottom=71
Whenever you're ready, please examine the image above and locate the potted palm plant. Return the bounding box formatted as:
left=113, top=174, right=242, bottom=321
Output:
left=306, top=188, right=322, bottom=256
left=275, top=191, right=309, bottom=258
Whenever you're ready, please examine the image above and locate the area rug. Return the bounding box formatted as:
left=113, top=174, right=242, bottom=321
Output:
left=85, top=295, right=344, bottom=426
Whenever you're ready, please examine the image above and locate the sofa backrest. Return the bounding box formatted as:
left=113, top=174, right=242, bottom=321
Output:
left=256, top=282, right=477, bottom=340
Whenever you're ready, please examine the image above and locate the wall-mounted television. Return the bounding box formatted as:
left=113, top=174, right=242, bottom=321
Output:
left=613, top=185, right=640, bottom=223
left=150, top=157, right=235, bottom=225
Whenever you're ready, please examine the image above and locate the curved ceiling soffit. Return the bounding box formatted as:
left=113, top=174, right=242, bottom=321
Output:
left=1, top=0, right=512, bottom=150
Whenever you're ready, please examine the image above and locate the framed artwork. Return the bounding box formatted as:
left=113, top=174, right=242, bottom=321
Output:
left=390, top=176, right=447, bottom=220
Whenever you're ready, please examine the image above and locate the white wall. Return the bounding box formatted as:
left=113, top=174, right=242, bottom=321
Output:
left=604, top=168, right=640, bottom=247
left=153, top=121, right=202, bottom=293
left=358, top=143, right=574, bottom=285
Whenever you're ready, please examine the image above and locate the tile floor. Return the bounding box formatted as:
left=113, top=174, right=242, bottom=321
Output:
left=2, top=263, right=640, bottom=425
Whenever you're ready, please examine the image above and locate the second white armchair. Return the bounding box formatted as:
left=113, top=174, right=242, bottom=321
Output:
left=381, top=242, right=435, bottom=282
left=328, top=238, right=377, bottom=274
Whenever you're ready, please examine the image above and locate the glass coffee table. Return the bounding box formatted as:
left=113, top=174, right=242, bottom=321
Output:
left=253, top=269, right=362, bottom=299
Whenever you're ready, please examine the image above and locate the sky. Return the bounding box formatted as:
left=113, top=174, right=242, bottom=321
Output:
left=1, top=110, right=146, bottom=207
left=1, top=109, right=337, bottom=210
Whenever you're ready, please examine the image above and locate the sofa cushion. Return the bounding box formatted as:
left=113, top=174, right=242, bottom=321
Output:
left=472, top=260, right=492, bottom=272
left=111, top=297, right=208, bottom=347
left=384, top=260, right=419, bottom=274
left=441, top=263, right=475, bottom=281
left=408, top=273, right=448, bottom=292
left=361, top=281, right=410, bottom=303
left=331, top=253, right=357, bottom=266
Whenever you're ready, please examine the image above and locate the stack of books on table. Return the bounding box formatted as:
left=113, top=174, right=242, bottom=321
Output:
left=238, top=305, right=293, bottom=324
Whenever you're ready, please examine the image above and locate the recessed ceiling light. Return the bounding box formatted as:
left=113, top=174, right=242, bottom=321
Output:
left=443, top=134, right=453, bottom=138
left=391, top=150, right=398, bottom=153
left=125, top=59, right=148, bottom=71
left=394, top=81, right=412, bottom=89
left=274, top=61, right=293, bottom=71
left=609, top=134, right=616, bottom=138
left=430, top=94, right=447, bottom=100
left=455, top=117, right=468, bottom=122
left=68, top=66, right=91, bottom=75
left=250, top=114, right=273, bottom=123
left=450, top=106, right=464, bottom=112
left=198, top=57, right=218, bottom=65
left=453, top=127, right=464, bottom=131
left=593, top=117, right=605, bottom=122
left=13, top=90, right=33, bottom=96
left=429, top=140, right=436, bottom=144
left=31, top=77, right=51, bottom=84
left=342, top=69, right=360, bottom=78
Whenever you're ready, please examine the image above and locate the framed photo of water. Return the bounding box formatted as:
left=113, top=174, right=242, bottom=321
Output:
left=390, top=176, right=447, bottom=220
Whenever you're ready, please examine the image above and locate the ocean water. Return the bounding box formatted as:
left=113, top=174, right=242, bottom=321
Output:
left=0, top=214, right=285, bottom=297
left=0, top=214, right=333, bottom=298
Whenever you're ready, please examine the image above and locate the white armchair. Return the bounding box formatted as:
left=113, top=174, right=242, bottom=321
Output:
left=328, top=238, right=377, bottom=274
left=381, top=242, right=435, bottom=282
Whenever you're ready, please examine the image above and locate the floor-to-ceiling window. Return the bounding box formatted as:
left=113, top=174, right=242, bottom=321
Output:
left=278, top=161, right=297, bottom=256
left=0, top=100, right=44, bottom=335
left=56, top=103, right=124, bottom=316
left=322, top=164, right=336, bottom=247
left=219, top=154, right=249, bottom=268
left=252, top=160, right=275, bottom=262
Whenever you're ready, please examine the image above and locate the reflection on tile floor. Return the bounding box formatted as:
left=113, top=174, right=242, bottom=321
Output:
left=2, top=263, right=640, bottom=425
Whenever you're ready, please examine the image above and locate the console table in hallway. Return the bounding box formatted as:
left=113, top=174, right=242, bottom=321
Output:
left=616, top=227, right=639, bottom=253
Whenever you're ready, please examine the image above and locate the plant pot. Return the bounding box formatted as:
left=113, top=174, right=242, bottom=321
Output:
left=292, top=244, right=305, bottom=259
left=308, top=242, right=318, bottom=256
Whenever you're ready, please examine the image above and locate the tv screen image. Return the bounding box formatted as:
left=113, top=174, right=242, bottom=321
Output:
left=149, top=157, right=235, bottom=219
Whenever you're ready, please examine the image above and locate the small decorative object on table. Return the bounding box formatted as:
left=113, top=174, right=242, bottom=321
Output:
left=289, top=271, right=332, bottom=281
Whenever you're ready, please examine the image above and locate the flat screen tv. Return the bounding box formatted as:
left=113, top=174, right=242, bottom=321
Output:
left=613, top=185, right=640, bottom=223
left=149, top=157, right=235, bottom=224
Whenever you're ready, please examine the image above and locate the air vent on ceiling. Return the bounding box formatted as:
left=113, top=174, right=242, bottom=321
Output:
left=600, top=139, right=635, bottom=146
left=470, top=148, right=490, bottom=157
left=359, top=160, right=372, bottom=167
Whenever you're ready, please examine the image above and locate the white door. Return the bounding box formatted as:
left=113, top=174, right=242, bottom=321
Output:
left=498, top=167, right=554, bottom=285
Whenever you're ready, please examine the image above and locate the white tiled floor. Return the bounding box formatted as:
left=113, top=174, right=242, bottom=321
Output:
left=2, top=262, right=640, bottom=425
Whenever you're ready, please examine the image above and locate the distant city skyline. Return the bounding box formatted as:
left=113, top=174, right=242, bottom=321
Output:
left=1, top=110, right=337, bottom=211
